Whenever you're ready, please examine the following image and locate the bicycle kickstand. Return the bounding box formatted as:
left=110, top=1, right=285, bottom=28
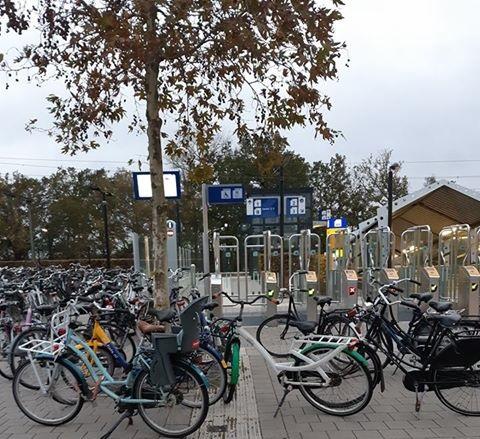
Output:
left=414, top=384, right=426, bottom=413
left=274, top=385, right=292, bottom=418
left=100, top=409, right=136, bottom=439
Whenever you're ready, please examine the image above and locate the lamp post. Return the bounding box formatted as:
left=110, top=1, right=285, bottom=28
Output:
left=387, top=162, right=400, bottom=267
left=90, top=186, right=112, bottom=269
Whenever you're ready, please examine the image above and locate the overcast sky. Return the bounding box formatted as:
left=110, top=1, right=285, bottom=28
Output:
left=1, top=0, right=479, bottom=191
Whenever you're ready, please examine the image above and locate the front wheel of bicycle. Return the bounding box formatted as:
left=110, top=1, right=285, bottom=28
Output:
left=134, top=362, right=209, bottom=438
left=295, top=345, right=373, bottom=416
left=12, top=357, right=84, bottom=426
left=223, top=340, right=240, bottom=404
left=193, top=346, right=227, bottom=405
left=0, top=327, right=13, bottom=379
left=433, top=367, right=480, bottom=415
left=256, top=314, right=303, bottom=357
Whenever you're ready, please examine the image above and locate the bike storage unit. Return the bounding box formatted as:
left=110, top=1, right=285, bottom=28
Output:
left=325, top=229, right=359, bottom=308
left=400, top=225, right=440, bottom=298
left=211, top=231, right=241, bottom=315
left=360, top=226, right=399, bottom=295
left=288, top=229, right=321, bottom=320
left=438, top=224, right=480, bottom=314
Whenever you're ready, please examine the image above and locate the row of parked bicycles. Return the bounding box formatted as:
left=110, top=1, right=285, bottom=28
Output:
left=1, top=265, right=480, bottom=439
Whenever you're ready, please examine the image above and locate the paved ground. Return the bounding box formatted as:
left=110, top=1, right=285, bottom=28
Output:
left=1, top=328, right=480, bottom=438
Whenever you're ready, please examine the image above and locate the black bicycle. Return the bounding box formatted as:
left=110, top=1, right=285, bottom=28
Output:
left=362, top=279, right=480, bottom=415
left=256, top=286, right=352, bottom=358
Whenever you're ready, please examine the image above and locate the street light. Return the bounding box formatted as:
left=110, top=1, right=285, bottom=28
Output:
left=387, top=162, right=400, bottom=267
left=89, top=186, right=112, bottom=269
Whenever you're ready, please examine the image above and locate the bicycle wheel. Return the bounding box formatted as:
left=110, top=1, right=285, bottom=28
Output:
left=322, top=314, right=355, bottom=337
left=256, top=314, right=303, bottom=357
left=9, top=326, right=48, bottom=375
left=134, top=362, right=209, bottom=438
left=193, top=346, right=227, bottom=405
left=295, top=345, right=373, bottom=416
left=223, top=340, right=240, bottom=404
left=0, top=326, right=13, bottom=379
left=433, top=367, right=480, bottom=415
left=13, top=357, right=84, bottom=425
left=105, top=325, right=137, bottom=363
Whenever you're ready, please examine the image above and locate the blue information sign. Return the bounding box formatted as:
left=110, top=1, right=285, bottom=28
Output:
left=285, top=195, right=306, bottom=216
left=207, top=184, right=245, bottom=205
left=327, top=217, right=347, bottom=229
left=246, top=197, right=279, bottom=218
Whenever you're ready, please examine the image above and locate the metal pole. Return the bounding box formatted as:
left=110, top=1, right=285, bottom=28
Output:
left=27, top=202, right=36, bottom=264
left=101, top=193, right=111, bottom=269
left=279, top=164, right=284, bottom=238
left=201, top=184, right=211, bottom=296
left=387, top=169, right=393, bottom=268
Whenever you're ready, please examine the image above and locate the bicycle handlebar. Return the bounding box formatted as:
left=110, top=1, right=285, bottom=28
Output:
left=213, top=291, right=279, bottom=306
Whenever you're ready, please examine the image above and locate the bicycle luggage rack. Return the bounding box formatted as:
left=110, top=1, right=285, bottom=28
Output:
left=19, top=307, right=70, bottom=357
left=295, top=334, right=355, bottom=346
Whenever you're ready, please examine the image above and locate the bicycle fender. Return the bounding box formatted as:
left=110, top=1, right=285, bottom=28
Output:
left=300, top=343, right=368, bottom=366
left=175, top=358, right=209, bottom=388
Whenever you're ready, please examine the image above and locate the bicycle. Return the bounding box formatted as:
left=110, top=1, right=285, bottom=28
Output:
left=214, top=291, right=374, bottom=416
left=12, top=296, right=210, bottom=438
left=357, top=278, right=480, bottom=415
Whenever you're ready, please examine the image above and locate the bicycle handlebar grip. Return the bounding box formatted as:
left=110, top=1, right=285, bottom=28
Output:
left=409, top=279, right=422, bottom=286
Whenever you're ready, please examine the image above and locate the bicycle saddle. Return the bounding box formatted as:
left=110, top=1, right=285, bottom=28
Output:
left=137, top=320, right=166, bottom=335
left=313, top=296, right=332, bottom=307
left=409, top=293, right=433, bottom=304
left=290, top=320, right=317, bottom=334
left=35, top=304, right=57, bottom=315
left=148, top=308, right=177, bottom=323
left=429, top=301, right=453, bottom=313
left=427, top=311, right=461, bottom=327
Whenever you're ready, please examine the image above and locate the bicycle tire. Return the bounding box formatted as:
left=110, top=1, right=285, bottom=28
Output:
left=0, top=327, right=13, bottom=379
left=321, top=314, right=355, bottom=337
left=223, top=341, right=240, bottom=404
left=135, top=362, right=209, bottom=437
left=256, top=314, right=303, bottom=358
left=194, top=345, right=227, bottom=405
left=433, top=367, right=480, bottom=416
left=12, top=356, right=84, bottom=426
left=295, top=344, right=374, bottom=416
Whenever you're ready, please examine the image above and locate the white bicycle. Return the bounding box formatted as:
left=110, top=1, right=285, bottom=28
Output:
left=213, top=292, right=374, bottom=416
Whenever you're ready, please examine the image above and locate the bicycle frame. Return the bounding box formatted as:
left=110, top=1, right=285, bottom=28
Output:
left=237, top=326, right=355, bottom=385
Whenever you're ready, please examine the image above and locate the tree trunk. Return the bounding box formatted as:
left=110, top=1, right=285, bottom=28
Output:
left=145, top=1, right=168, bottom=308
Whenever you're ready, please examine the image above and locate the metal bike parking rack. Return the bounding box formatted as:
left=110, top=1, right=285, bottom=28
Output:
left=211, top=232, right=241, bottom=314
left=400, top=225, right=439, bottom=299
left=361, top=226, right=398, bottom=298
left=438, top=224, right=480, bottom=314
left=288, top=229, right=321, bottom=320
left=244, top=231, right=283, bottom=318
left=326, top=230, right=359, bottom=308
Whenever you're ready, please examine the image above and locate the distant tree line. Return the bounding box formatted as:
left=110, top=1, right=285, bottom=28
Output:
left=0, top=141, right=408, bottom=262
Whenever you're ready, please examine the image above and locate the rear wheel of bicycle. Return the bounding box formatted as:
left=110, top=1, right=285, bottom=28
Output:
left=433, top=367, right=480, bottom=415
left=0, top=327, right=13, bottom=379
left=9, top=326, right=48, bottom=375
left=135, top=363, right=209, bottom=438
left=13, top=357, right=84, bottom=425
left=322, top=314, right=356, bottom=337
left=193, top=346, right=227, bottom=405
left=223, top=341, right=240, bottom=404
left=256, top=314, right=303, bottom=357
left=295, top=345, right=373, bottom=416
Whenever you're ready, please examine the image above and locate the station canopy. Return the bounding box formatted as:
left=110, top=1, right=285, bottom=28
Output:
left=356, top=180, right=480, bottom=253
